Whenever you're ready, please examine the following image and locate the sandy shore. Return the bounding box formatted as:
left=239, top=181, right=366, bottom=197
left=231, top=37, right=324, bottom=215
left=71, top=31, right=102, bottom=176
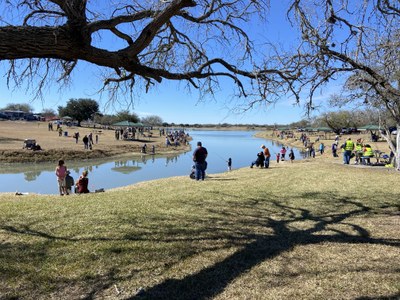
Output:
left=0, top=120, right=190, bottom=163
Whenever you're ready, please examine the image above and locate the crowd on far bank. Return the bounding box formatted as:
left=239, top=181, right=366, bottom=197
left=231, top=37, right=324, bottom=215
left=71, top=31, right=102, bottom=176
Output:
left=274, top=130, right=394, bottom=167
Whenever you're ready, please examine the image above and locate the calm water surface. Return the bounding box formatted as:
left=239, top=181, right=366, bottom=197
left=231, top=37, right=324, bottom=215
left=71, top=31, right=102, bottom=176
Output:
left=0, top=130, right=302, bottom=194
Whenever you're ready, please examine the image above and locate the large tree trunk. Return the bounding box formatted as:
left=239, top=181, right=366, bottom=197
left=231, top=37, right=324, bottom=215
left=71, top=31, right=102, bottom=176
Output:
left=380, top=124, right=400, bottom=169
left=0, top=26, right=84, bottom=60
left=0, top=26, right=138, bottom=71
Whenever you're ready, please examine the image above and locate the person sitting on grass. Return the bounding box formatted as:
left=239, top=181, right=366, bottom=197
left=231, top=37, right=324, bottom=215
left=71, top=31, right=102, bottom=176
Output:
left=65, top=171, right=74, bottom=195
left=76, top=170, right=90, bottom=193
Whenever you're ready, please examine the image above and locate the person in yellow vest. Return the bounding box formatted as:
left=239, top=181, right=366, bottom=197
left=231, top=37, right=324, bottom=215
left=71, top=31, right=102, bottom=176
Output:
left=343, top=137, right=355, bottom=164
left=362, top=144, right=374, bottom=165
left=354, top=138, right=364, bottom=165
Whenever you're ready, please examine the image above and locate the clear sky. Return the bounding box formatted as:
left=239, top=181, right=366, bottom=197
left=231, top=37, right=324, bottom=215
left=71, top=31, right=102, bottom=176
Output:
left=0, top=1, right=338, bottom=125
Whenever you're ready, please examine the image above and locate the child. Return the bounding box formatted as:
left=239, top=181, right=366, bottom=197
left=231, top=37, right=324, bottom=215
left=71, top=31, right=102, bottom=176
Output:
left=280, top=147, right=286, bottom=161
left=55, top=160, right=67, bottom=196
left=289, top=149, right=295, bottom=163
left=276, top=153, right=280, bottom=163
left=227, top=157, right=232, bottom=171
left=65, top=171, right=74, bottom=195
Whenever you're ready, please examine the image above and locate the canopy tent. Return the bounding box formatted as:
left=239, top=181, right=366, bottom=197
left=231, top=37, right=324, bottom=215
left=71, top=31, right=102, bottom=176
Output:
left=112, top=121, right=144, bottom=127
left=276, top=126, right=291, bottom=131
left=358, top=125, right=380, bottom=131
left=315, top=127, right=332, bottom=132
left=303, top=127, right=317, bottom=132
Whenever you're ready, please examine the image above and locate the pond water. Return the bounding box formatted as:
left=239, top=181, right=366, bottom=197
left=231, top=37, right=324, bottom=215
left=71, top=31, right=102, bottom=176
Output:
left=0, top=130, right=303, bottom=194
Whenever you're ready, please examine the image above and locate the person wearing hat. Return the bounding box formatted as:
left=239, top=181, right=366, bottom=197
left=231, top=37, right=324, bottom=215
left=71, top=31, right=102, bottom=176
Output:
left=261, top=144, right=271, bottom=168
left=76, top=170, right=90, bottom=193
left=192, top=141, right=208, bottom=180
left=65, top=170, right=75, bottom=195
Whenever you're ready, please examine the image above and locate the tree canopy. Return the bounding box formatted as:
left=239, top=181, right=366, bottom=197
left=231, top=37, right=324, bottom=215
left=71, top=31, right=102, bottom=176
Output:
left=58, top=98, right=99, bottom=125
left=1, top=103, right=33, bottom=113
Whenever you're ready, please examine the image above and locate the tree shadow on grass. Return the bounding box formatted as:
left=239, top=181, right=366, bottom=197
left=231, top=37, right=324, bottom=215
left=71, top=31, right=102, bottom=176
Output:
left=125, top=192, right=399, bottom=299
left=0, top=191, right=399, bottom=299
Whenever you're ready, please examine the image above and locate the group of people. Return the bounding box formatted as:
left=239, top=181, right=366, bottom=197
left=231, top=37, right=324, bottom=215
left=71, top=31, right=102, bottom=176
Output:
left=250, top=145, right=295, bottom=168
left=340, top=138, right=375, bottom=165
left=55, top=160, right=90, bottom=196
left=165, top=130, right=189, bottom=147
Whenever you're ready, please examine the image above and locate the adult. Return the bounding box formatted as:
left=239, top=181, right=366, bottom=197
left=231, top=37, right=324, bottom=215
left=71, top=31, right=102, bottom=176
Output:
left=343, top=138, right=355, bottom=165
left=55, top=160, right=67, bottom=196
left=261, top=144, right=271, bottom=168
left=74, top=132, right=80, bottom=144
left=192, top=141, right=208, bottom=180
left=76, top=170, right=90, bottom=193
left=82, top=135, right=89, bottom=150
left=251, top=151, right=265, bottom=168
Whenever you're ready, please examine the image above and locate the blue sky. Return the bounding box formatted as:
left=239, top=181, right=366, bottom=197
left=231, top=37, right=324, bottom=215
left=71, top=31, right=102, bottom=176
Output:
left=0, top=1, right=338, bottom=125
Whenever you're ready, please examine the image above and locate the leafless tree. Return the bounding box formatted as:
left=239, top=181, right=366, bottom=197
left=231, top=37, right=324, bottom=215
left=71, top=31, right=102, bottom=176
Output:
left=1, top=0, right=400, bottom=168
left=0, top=0, right=302, bottom=107
left=286, top=0, right=400, bottom=169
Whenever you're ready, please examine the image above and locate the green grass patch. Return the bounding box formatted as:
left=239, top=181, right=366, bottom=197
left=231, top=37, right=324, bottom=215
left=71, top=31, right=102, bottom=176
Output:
left=1, top=162, right=399, bottom=299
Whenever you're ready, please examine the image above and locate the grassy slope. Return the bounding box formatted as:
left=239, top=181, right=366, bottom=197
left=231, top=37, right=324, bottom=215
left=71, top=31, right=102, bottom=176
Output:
left=0, top=160, right=399, bottom=299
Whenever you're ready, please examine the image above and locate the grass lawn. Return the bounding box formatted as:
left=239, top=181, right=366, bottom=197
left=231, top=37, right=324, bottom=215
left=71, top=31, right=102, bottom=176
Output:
left=0, top=159, right=399, bottom=299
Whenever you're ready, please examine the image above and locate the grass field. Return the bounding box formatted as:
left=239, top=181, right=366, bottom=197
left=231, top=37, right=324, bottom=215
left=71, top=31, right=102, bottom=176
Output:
left=0, top=159, right=399, bottom=299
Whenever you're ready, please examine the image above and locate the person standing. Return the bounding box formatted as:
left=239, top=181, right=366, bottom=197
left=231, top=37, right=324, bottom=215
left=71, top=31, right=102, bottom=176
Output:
left=227, top=157, right=232, bottom=171
left=74, top=132, right=80, bottom=144
left=55, top=160, right=67, bottom=196
left=280, top=146, right=287, bottom=161
left=343, top=137, right=355, bottom=164
left=319, top=142, right=325, bottom=155
left=288, top=149, right=295, bottom=162
left=82, top=135, right=89, bottom=149
left=261, top=144, right=271, bottom=168
left=332, top=142, right=338, bottom=157
left=192, top=141, right=208, bottom=181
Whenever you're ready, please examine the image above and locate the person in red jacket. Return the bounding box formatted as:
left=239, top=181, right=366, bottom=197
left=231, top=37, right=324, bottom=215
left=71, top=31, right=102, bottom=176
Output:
left=76, top=170, right=90, bottom=193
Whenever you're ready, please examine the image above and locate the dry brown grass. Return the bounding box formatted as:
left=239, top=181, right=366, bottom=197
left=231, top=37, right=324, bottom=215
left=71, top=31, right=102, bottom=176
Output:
left=0, top=120, right=188, bottom=163
left=0, top=159, right=399, bottom=299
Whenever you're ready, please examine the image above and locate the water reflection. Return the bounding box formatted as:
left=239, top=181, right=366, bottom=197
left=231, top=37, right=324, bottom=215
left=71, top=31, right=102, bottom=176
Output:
left=0, top=130, right=303, bottom=194
left=24, top=171, right=41, bottom=182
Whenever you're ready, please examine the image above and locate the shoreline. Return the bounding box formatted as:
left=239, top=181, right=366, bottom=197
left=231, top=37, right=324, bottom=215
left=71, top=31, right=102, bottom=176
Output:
left=0, top=120, right=192, bottom=164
